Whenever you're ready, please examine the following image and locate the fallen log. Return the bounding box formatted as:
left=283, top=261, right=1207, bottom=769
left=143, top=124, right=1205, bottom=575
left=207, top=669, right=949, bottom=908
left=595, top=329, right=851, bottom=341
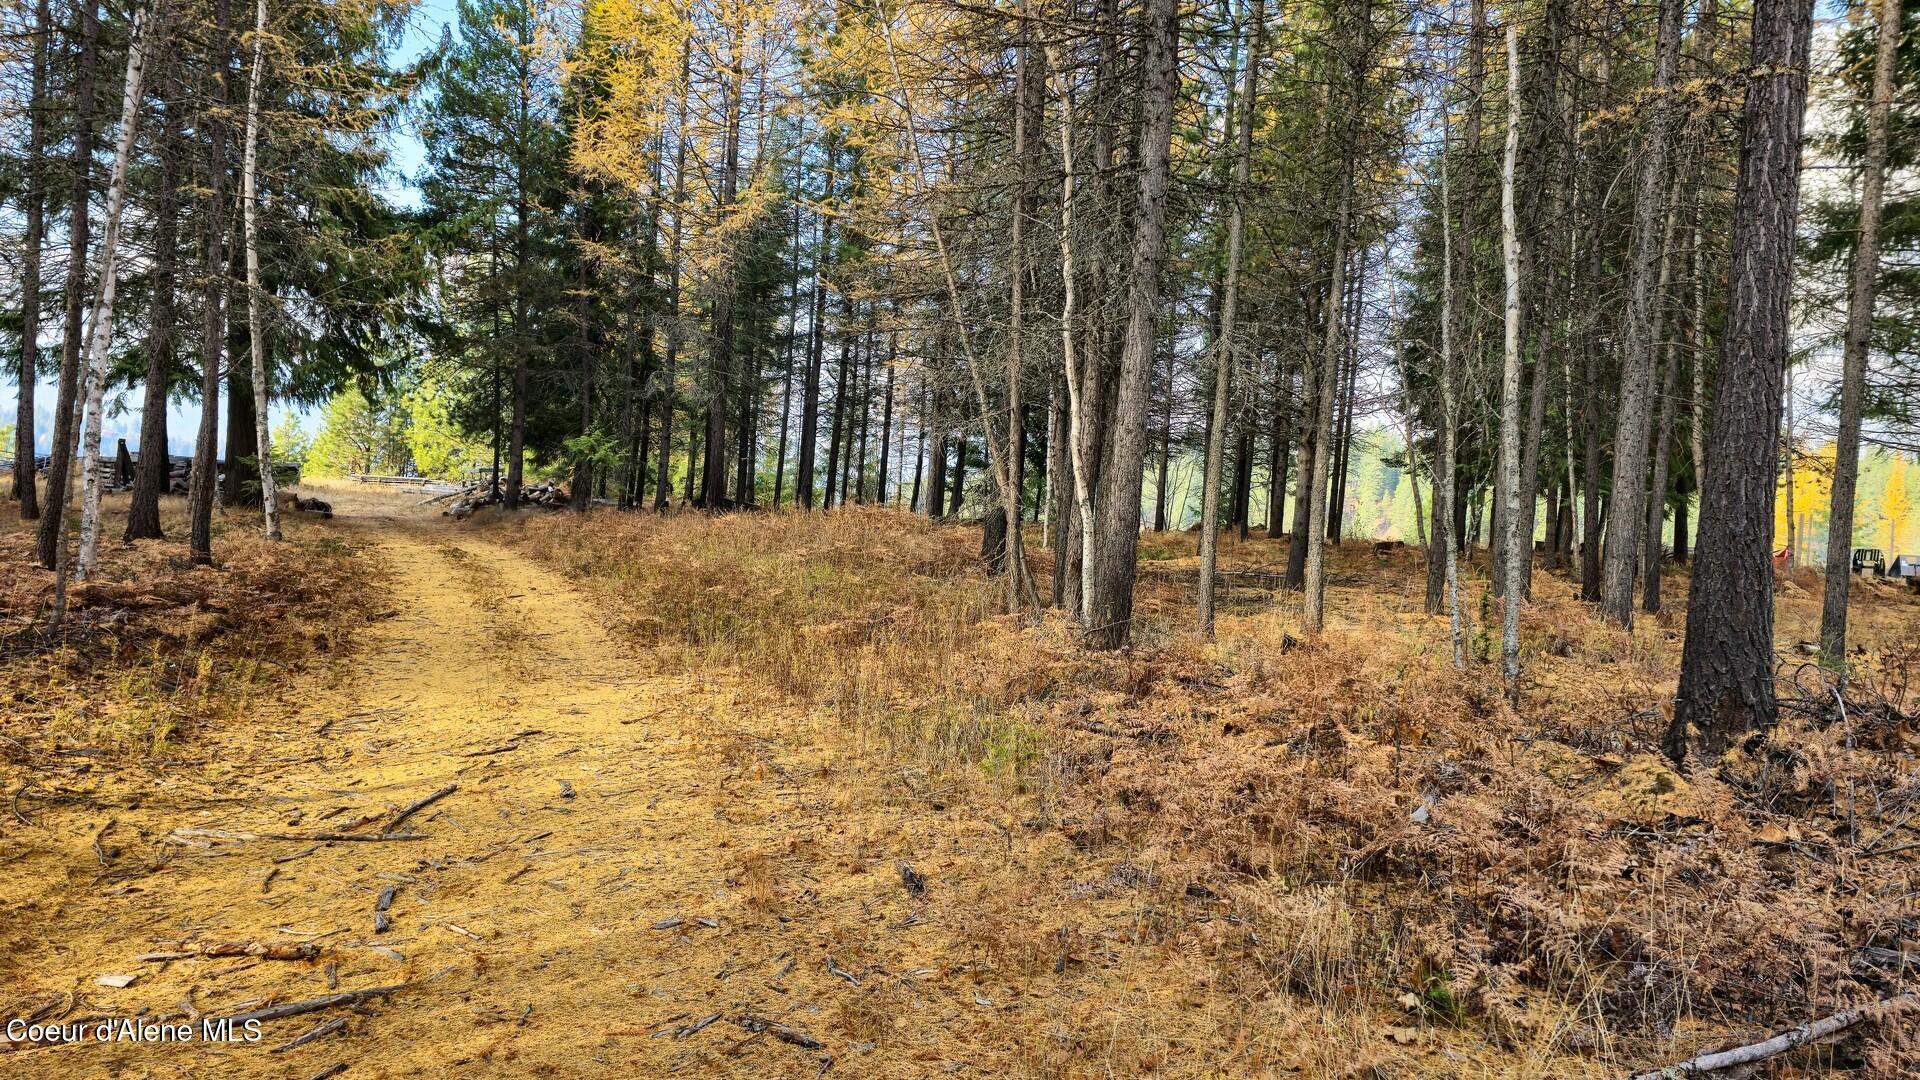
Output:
left=1627, top=993, right=1917, bottom=1079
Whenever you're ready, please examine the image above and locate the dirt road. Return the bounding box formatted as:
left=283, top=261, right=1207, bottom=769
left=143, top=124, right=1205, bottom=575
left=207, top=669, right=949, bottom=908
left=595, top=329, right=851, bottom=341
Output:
left=1, top=518, right=995, bottom=1078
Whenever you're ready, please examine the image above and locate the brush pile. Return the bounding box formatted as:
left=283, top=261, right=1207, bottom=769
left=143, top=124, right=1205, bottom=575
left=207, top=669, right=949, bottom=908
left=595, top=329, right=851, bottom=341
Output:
left=443, top=480, right=569, bottom=519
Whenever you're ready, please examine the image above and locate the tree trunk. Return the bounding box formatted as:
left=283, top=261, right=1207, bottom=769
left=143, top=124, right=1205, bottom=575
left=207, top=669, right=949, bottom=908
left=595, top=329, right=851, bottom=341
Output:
left=1818, top=0, right=1901, bottom=664
left=1599, top=0, right=1684, bottom=624
left=876, top=335, right=895, bottom=505
left=1686, top=0, right=1719, bottom=518
left=1083, top=0, right=1178, bottom=649
left=653, top=52, right=690, bottom=511
left=926, top=404, right=945, bottom=520
left=823, top=315, right=847, bottom=510
left=240, top=0, right=280, bottom=540
left=1426, top=0, right=1483, bottom=613
left=126, top=50, right=181, bottom=541
left=1267, top=365, right=1293, bottom=538
left=1673, top=490, right=1689, bottom=563
left=1286, top=335, right=1318, bottom=589
left=702, top=48, right=743, bottom=510
left=1670, top=0, right=1814, bottom=760
left=36, top=0, right=99, bottom=570
left=1643, top=237, right=1684, bottom=614
left=1495, top=21, right=1525, bottom=687
left=504, top=11, right=539, bottom=511
left=1044, top=44, right=1099, bottom=623
left=73, top=2, right=152, bottom=579
left=797, top=183, right=830, bottom=510
left=1328, top=269, right=1361, bottom=545
left=1198, top=0, right=1263, bottom=636
left=1438, top=116, right=1464, bottom=666
left=910, top=386, right=926, bottom=512
left=1303, top=0, right=1366, bottom=633
left=13, top=0, right=51, bottom=520
left=1152, top=382, right=1172, bottom=531
left=947, top=436, right=966, bottom=518
left=852, top=329, right=872, bottom=503
left=189, top=0, right=231, bottom=565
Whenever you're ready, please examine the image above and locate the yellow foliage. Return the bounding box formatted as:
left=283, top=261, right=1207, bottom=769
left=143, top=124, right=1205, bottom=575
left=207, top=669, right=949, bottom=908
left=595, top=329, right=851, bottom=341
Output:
left=1884, top=453, right=1914, bottom=553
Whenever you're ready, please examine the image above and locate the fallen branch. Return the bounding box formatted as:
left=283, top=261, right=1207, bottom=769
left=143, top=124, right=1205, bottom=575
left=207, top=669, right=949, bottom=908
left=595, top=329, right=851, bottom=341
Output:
left=732, top=1013, right=824, bottom=1050
left=140, top=940, right=320, bottom=963
left=270, top=1015, right=347, bottom=1053
left=459, top=743, right=520, bottom=758
left=224, top=982, right=408, bottom=1026
left=273, top=832, right=426, bottom=843
left=165, top=828, right=426, bottom=846
left=384, top=784, right=456, bottom=833
left=221, top=966, right=451, bottom=1026
left=1628, top=994, right=1917, bottom=1079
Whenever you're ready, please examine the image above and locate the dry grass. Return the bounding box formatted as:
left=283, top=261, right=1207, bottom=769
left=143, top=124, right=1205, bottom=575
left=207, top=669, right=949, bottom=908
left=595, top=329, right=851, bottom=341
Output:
left=0, top=488, right=384, bottom=760
left=492, top=507, right=1920, bottom=1078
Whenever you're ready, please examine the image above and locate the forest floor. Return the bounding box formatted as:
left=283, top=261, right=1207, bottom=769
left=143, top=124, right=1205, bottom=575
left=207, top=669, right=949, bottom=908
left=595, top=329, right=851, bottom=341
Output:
left=2, top=483, right=1918, bottom=1078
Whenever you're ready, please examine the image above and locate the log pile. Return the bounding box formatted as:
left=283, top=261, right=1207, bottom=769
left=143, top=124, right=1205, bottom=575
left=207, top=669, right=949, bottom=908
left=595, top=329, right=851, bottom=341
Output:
left=442, top=480, right=569, bottom=519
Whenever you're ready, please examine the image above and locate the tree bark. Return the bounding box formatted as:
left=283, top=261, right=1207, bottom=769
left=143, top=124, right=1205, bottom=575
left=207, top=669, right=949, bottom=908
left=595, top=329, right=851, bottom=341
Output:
left=1083, top=0, right=1179, bottom=649
left=701, top=37, right=743, bottom=510
left=1496, top=20, right=1525, bottom=687
left=1670, top=0, right=1814, bottom=760
left=12, top=0, right=51, bottom=520
left=189, top=0, right=232, bottom=565
left=1045, top=45, right=1099, bottom=622
left=1303, top=0, right=1366, bottom=633
left=876, top=334, right=895, bottom=505
left=1426, top=0, right=1481, bottom=613
left=1643, top=201, right=1685, bottom=612
left=1198, top=0, right=1263, bottom=637
left=126, top=47, right=182, bottom=541
left=240, top=0, right=280, bottom=540
left=36, top=0, right=100, bottom=570
left=1818, top=0, right=1901, bottom=664
left=653, top=50, right=690, bottom=511
left=74, top=2, right=153, bottom=579
left=1600, top=0, right=1684, bottom=624
left=1267, top=364, right=1293, bottom=538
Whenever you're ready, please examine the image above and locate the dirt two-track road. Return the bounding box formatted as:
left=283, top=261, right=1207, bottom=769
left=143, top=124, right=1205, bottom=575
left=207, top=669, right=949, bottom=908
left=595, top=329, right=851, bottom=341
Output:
left=1, top=506, right=1035, bottom=1079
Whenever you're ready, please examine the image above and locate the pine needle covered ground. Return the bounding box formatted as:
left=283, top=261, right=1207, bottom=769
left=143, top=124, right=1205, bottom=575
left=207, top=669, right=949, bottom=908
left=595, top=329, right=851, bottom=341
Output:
left=487, top=506, right=1920, bottom=1077
left=1, top=493, right=1916, bottom=1078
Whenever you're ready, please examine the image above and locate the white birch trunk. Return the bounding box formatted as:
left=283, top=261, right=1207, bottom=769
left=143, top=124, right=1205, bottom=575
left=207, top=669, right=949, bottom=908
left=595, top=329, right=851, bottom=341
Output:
left=74, top=4, right=151, bottom=580
left=1045, top=48, right=1098, bottom=628
left=244, top=0, right=282, bottom=540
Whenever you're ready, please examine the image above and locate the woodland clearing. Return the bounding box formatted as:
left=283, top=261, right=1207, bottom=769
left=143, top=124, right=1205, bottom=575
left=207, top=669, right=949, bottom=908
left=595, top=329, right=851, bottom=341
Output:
left=0, top=483, right=1917, bottom=1078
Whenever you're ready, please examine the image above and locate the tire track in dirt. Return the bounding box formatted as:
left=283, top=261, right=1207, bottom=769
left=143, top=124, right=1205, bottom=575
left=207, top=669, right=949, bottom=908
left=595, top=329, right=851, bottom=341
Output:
left=0, top=522, right=871, bottom=1078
